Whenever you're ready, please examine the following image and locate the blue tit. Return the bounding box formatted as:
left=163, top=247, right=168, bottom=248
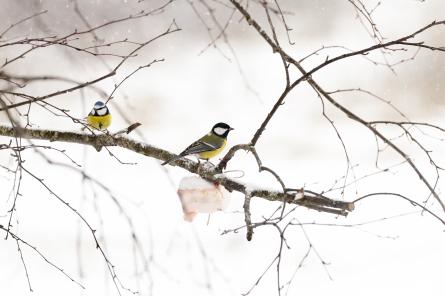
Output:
left=87, top=101, right=112, bottom=130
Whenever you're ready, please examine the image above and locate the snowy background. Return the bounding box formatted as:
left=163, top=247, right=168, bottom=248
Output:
left=1, top=0, right=445, bottom=295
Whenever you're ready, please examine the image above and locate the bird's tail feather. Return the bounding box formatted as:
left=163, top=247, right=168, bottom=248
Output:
left=161, top=156, right=177, bottom=166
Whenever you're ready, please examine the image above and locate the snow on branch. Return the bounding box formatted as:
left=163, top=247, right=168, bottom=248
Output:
left=0, top=124, right=354, bottom=216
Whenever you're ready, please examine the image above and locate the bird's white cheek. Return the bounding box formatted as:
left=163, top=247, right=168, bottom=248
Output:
left=96, top=108, right=107, bottom=116
left=213, top=127, right=227, bottom=136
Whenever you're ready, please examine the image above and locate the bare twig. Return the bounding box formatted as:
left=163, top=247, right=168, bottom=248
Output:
left=0, top=23, right=180, bottom=111
left=243, top=192, right=253, bottom=241
left=229, top=0, right=445, bottom=212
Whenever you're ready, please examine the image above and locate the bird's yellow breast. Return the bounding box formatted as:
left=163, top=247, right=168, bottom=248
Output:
left=87, top=114, right=112, bottom=130
left=198, top=139, right=227, bottom=160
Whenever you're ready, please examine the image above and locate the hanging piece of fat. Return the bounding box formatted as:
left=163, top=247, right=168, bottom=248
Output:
left=177, top=176, right=230, bottom=222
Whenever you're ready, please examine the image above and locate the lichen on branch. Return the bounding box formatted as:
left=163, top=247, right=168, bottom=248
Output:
left=0, top=124, right=354, bottom=216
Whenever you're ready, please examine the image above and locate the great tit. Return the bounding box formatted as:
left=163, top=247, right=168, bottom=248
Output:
left=87, top=101, right=112, bottom=130
left=162, top=122, right=234, bottom=165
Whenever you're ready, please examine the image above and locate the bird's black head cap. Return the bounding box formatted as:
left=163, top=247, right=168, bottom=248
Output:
left=212, top=122, right=234, bottom=138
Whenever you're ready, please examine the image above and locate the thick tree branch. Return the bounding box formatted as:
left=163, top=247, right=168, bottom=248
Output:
left=0, top=125, right=354, bottom=216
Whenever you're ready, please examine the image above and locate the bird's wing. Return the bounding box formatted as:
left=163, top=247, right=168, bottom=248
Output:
left=162, top=134, right=223, bottom=165
left=180, top=139, right=218, bottom=156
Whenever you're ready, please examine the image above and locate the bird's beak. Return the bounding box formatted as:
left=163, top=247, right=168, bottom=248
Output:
left=230, top=127, right=234, bottom=130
